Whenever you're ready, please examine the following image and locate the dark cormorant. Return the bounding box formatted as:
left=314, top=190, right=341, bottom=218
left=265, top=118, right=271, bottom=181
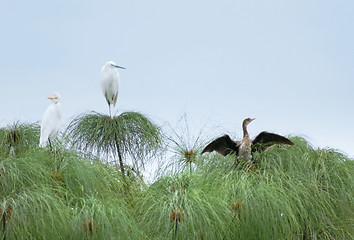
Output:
left=201, top=118, right=294, bottom=162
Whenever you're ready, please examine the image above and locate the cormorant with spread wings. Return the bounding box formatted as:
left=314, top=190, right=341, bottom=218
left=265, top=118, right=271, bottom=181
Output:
left=201, top=118, right=294, bottom=162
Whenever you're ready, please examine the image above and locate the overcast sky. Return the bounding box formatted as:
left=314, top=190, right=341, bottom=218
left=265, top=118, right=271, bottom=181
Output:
left=1, top=1, right=353, bottom=157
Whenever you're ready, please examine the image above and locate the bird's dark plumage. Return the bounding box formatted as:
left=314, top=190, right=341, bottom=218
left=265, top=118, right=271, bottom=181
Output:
left=252, top=131, right=294, bottom=153
left=201, top=118, right=294, bottom=160
left=201, top=134, right=239, bottom=156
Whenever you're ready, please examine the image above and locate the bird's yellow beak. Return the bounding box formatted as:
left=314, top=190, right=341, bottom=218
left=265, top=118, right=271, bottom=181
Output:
left=48, top=97, right=55, bottom=100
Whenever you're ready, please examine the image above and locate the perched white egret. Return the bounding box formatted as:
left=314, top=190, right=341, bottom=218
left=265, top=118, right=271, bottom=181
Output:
left=99, top=61, right=125, bottom=116
left=39, top=93, right=62, bottom=151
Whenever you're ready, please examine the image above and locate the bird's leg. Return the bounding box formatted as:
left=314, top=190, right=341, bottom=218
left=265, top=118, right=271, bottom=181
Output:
left=108, top=104, right=112, bottom=117
left=48, top=139, right=53, bottom=152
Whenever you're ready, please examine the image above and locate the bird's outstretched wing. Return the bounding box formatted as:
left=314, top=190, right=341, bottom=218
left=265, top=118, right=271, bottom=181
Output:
left=201, top=134, right=239, bottom=156
left=252, top=131, right=294, bottom=153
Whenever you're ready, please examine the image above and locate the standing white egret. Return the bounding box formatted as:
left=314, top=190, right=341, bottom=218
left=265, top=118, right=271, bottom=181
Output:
left=99, top=61, right=125, bottom=116
left=39, top=93, right=62, bottom=151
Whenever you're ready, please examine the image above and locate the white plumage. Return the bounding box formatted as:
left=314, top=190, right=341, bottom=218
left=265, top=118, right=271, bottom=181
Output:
left=99, top=61, right=125, bottom=116
left=39, top=93, right=62, bottom=150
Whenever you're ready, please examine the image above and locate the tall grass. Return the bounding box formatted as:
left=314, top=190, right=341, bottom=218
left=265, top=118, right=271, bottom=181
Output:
left=0, top=123, right=143, bottom=239
left=136, top=136, right=353, bottom=239
left=65, top=111, right=163, bottom=175
left=137, top=173, right=232, bottom=239
left=194, top=137, right=353, bottom=239
left=0, top=122, right=353, bottom=239
left=164, top=114, right=208, bottom=174
left=0, top=122, right=40, bottom=158
left=0, top=150, right=143, bottom=239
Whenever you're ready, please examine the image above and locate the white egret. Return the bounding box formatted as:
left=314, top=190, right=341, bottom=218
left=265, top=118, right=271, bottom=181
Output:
left=99, top=61, right=125, bottom=116
left=39, top=93, right=62, bottom=151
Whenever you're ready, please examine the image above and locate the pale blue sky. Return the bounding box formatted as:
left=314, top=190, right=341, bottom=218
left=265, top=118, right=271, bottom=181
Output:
left=1, top=1, right=353, bottom=157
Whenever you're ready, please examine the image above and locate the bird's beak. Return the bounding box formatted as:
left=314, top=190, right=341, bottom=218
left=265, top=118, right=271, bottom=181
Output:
left=48, top=97, right=55, bottom=100
left=113, top=65, right=126, bottom=70
left=250, top=118, right=256, bottom=122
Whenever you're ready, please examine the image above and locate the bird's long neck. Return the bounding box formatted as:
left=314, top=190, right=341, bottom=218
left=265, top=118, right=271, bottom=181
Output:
left=242, top=122, right=249, bottom=139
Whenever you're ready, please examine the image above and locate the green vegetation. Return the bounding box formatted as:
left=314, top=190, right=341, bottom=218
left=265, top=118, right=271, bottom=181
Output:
left=0, top=119, right=353, bottom=239
left=65, top=111, right=163, bottom=176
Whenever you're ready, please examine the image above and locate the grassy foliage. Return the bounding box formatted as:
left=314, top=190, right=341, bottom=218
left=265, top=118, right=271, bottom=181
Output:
left=0, top=140, right=143, bottom=239
left=165, top=115, right=207, bottom=173
left=0, top=122, right=40, bottom=158
left=0, top=121, right=353, bottom=239
left=65, top=111, right=163, bottom=174
left=137, top=173, right=233, bottom=239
